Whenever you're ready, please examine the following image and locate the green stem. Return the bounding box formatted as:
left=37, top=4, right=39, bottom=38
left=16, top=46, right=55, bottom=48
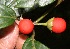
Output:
left=32, top=30, right=36, bottom=49
left=34, top=13, right=48, bottom=23
left=34, top=0, right=63, bottom=23
left=34, top=22, right=47, bottom=26
left=34, top=6, right=54, bottom=23
left=56, top=0, right=64, bottom=6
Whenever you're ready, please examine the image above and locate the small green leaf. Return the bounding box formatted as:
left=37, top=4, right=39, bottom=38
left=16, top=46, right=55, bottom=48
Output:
left=22, top=37, right=49, bottom=49
left=0, top=4, right=16, bottom=29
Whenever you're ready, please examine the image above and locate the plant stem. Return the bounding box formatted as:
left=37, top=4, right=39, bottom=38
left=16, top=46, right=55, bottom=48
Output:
left=34, top=0, right=63, bottom=23
left=34, top=22, right=47, bottom=26
left=56, top=0, right=64, bottom=6
left=34, top=5, right=54, bottom=23
left=32, top=30, right=36, bottom=49
left=34, top=13, right=48, bottom=23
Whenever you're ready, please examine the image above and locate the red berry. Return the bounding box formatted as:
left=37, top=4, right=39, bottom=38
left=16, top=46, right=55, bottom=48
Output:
left=19, top=19, right=34, bottom=34
left=52, top=18, right=66, bottom=33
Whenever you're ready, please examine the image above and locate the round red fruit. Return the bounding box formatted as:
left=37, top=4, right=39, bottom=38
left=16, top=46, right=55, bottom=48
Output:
left=52, top=17, right=66, bottom=33
left=19, top=19, right=34, bottom=34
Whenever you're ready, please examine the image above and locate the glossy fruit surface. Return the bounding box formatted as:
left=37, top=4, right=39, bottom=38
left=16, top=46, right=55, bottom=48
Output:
left=19, top=19, right=34, bottom=34
left=52, top=17, right=66, bottom=33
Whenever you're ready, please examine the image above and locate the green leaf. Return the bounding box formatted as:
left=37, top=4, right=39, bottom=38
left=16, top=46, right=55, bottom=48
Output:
left=22, top=37, right=49, bottom=49
left=14, top=0, right=55, bottom=12
left=0, top=0, right=6, bottom=5
left=0, top=4, right=16, bottom=16
left=0, top=0, right=55, bottom=13
left=0, top=0, right=17, bottom=6
left=5, top=0, right=18, bottom=7
left=0, top=4, right=16, bottom=29
left=15, top=0, right=55, bottom=8
left=0, top=17, right=15, bottom=29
